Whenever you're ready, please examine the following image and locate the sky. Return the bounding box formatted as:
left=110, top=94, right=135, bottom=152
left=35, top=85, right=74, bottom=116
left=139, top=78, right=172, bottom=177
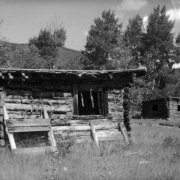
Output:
left=0, top=0, right=180, bottom=51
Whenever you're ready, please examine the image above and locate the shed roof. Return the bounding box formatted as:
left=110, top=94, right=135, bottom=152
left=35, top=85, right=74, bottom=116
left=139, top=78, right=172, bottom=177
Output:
left=0, top=68, right=146, bottom=79
left=0, top=68, right=146, bottom=90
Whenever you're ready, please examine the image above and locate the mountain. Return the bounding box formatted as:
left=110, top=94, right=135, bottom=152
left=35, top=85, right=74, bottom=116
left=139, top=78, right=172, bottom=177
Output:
left=55, top=47, right=83, bottom=70
left=0, top=41, right=83, bottom=70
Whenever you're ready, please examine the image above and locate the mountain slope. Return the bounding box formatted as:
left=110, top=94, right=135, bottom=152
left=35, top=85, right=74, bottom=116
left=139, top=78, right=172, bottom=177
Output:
left=0, top=41, right=83, bottom=70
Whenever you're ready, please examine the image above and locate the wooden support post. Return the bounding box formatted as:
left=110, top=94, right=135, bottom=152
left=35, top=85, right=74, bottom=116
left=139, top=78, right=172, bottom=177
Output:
left=90, top=122, right=99, bottom=148
left=43, top=106, right=57, bottom=147
left=0, top=91, right=5, bottom=147
left=118, top=122, right=129, bottom=145
left=3, top=106, right=16, bottom=153
left=123, top=87, right=131, bottom=132
left=123, top=87, right=131, bottom=142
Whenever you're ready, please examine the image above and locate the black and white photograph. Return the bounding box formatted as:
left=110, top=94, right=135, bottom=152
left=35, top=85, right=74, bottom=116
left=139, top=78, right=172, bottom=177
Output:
left=0, top=0, right=180, bottom=179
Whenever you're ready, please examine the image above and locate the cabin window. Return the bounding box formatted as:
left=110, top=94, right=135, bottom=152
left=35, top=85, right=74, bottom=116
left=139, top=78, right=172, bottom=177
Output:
left=78, top=91, right=103, bottom=115
left=177, top=105, right=180, bottom=111
left=152, top=104, right=158, bottom=111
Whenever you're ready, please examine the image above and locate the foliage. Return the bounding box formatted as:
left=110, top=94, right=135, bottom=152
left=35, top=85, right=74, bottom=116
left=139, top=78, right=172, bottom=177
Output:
left=124, top=14, right=144, bottom=65
left=8, top=45, right=45, bottom=69
left=29, top=26, right=66, bottom=69
left=125, top=5, right=180, bottom=100
left=82, top=10, right=131, bottom=70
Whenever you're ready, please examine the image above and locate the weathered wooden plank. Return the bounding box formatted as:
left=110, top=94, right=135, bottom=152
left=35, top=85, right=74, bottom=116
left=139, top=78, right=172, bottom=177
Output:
left=52, top=124, right=119, bottom=132
left=14, top=146, right=57, bottom=154
left=0, top=92, right=5, bottom=107
left=118, top=122, right=129, bottom=145
left=4, top=98, right=67, bottom=105
left=73, top=85, right=79, bottom=115
left=5, top=103, right=71, bottom=113
left=90, top=123, right=99, bottom=147
left=6, top=119, right=51, bottom=127
left=8, top=126, right=51, bottom=133
left=9, top=133, right=16, bottom=150
left=5, top=89, right=64, bottom=99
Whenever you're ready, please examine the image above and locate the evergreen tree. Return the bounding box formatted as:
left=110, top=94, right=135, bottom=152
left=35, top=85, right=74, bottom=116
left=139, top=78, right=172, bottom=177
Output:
left=124, top=14, right=144, bottom=65
left=82, top=10, right=130, bottom=70
left=29, top=27, right=66, bottom=69
left=144, top=5, right=175, bottom=68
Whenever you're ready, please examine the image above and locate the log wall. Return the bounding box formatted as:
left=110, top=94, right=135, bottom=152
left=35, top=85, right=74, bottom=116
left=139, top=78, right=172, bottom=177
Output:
left=142, top=99, right=169, bottom=119
left=0, top=89, right=125, bottom=147
left=169, top=100, right=180, bottom=120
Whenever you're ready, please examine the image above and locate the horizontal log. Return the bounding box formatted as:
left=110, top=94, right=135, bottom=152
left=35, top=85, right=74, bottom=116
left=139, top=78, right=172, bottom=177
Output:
left=5, top=103, right=71, bottom=113
left=8, top=114, right=40, bottom=119
left=8, top=126, right=51, bottom=133
left=5, top=99, right=67, bottom=105
left=54, top=131, right=91, bottom=136
left=14, top=146, right=57, bottom=154
left=5, top=89, right=64, bottom=99
left=6, top=119, right=51, bottom=127
left=52, top=124, right=119, bottom=132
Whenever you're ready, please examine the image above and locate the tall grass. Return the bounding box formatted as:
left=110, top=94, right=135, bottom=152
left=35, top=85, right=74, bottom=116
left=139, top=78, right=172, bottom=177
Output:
left=1, top=124, right=180, bottom=180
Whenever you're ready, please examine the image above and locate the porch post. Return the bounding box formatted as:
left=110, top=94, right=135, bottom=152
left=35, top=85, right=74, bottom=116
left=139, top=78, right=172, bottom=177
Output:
left=0, top=90, right=5, bottom=147
left=123, top=87, right=131, bottom=133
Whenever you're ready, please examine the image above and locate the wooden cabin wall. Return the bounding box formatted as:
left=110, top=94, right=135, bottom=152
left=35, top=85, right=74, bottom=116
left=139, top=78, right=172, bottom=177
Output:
left=169, top=100, right=180, bottom=120
left=4, top=92, right=73, bottom=126
left=142, top=99, right=169, bottom=119
left=108, top=90, right=123, bottom=119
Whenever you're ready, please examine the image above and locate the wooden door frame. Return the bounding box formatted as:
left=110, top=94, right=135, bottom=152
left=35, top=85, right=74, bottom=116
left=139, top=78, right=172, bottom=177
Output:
left=72, top=84, right=108, bottom=117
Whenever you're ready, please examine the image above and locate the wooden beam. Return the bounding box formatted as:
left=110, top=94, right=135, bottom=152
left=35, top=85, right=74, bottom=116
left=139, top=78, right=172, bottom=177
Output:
left=43, top=106, right=57, bottom=147
left=14, top=146, right=57, bottom=154
left=8, top=126, right=51, bottom=133
left=118, top=122, right=129, bottom=145
left=52, top=124, right=119, bottom=132
left=90, top=122, right=99, bottom=147
left=3, top=106, right=16, bottom=152
left=5, top=103, right=71, bottom=113
left=6, top=119, right=51, bottom=127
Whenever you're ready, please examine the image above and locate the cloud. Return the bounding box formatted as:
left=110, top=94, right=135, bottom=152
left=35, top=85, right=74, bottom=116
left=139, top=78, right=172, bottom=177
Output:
left=166, top=8, right=180, bottom=20
left=116, top=0, right=147, bottom=11
left=142, top=15, right=148, bottom=31
left=172, top=63, right=180, bottom=69
left=171, top=0, right=180, bottom=7
left=83, top=30, right=89, bottom=36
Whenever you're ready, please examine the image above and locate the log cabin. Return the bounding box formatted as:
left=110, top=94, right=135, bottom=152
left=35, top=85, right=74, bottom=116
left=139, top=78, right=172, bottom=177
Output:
left=0, top=68, right=146, bottom=152
left=142, top=97, right=180, bottom=120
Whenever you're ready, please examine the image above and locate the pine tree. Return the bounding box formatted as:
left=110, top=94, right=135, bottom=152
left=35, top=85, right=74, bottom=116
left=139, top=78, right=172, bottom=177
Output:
left=124, top=14, right=144, bottom=65
left=82, top=10, right=130, bottom=70
left=29, top=27, right=66, bottom=69
left=145, top=5, right=175, bottom=68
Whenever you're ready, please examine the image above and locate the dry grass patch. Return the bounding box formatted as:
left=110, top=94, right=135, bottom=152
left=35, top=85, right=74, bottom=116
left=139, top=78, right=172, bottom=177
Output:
left=0, top=124, right=180, bottom=180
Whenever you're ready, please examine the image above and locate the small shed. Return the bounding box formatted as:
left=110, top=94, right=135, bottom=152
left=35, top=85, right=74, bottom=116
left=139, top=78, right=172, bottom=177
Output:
left=0, top=68, right=146, bottom=152
left=142, top=97, right=180, bottom=120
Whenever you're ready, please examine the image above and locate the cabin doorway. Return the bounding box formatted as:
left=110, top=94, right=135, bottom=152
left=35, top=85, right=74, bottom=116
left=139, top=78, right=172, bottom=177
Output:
left=78, top=91, right=103, bottom=115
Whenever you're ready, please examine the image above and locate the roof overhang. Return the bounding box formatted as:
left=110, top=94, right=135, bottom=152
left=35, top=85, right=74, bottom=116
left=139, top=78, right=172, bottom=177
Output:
left=0, top=68, right=146, bottom=90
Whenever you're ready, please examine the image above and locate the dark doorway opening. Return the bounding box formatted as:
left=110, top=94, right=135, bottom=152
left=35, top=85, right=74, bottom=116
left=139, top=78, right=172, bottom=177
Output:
left=177, top=105, right=180, bottom=111
left=78, top=91, right=103, bottom=115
